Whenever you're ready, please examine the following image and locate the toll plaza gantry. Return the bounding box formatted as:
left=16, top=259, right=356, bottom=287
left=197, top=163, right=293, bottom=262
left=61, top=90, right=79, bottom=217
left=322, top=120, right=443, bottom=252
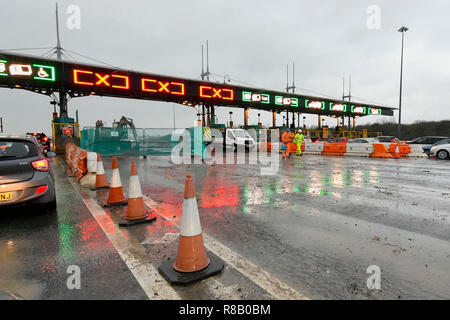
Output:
left=0, top=51, right=395, bottom=132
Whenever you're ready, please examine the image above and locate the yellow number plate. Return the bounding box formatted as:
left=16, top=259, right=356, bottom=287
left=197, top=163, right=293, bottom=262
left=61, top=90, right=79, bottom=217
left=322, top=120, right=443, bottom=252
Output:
left=0, top=192, right=13, bottom=201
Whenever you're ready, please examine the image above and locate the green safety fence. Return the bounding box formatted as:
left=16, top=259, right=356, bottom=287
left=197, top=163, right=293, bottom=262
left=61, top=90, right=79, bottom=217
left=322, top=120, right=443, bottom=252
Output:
left=80, top=126, right=207, bottom=157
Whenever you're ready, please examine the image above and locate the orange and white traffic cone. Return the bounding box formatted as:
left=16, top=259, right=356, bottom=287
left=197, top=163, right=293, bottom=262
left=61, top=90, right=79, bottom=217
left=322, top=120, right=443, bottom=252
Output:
left=158, top=174, right=224, bottom=285
left=393, top=145, right=401, bottom=158
left=92, top=154, right=109, bottom=190
left=103, top=156, right=127, bottom=207
left=119, top=161, right=157, bottom=227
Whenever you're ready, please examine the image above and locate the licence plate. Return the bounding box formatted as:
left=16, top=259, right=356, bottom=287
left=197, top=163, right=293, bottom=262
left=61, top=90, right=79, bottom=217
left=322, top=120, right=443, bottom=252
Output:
left=0, top=192, right=13, bottom=201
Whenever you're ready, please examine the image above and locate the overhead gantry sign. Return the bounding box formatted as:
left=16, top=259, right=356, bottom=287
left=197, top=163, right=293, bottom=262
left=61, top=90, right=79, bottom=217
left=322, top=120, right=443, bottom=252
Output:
left=0, top=52, right=394, bottom=117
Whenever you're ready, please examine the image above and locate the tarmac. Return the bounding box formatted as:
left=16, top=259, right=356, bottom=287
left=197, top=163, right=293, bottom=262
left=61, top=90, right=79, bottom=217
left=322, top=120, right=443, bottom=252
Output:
left=1, top=153, right=449, bottom=299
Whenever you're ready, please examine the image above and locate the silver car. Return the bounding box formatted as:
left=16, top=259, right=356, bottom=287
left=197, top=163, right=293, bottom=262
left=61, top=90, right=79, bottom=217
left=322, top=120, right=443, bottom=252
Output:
left=430, top=141, right=450, bottom=160
left=0, top=134, right=56, bottom=210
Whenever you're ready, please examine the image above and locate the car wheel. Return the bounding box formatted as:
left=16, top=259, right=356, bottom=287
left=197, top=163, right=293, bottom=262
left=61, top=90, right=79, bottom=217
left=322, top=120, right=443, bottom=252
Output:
left=437, top=150, right=449, bottom=160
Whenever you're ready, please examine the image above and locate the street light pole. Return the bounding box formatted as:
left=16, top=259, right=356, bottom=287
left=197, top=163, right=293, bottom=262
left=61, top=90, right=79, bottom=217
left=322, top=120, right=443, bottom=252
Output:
left=398, top=26, right=408, bottom=139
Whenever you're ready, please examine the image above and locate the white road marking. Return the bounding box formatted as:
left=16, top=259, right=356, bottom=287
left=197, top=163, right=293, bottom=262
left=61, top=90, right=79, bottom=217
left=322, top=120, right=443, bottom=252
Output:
left=144, top=196, right=310, bottom=300
left=67, top=178, right=181, bottom=300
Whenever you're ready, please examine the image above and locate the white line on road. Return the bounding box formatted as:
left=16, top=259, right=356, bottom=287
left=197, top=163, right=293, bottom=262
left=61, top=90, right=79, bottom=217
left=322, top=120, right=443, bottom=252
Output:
left=68, top=178, right=182, bottom=300
left=144, top=196, right=309, bottom=300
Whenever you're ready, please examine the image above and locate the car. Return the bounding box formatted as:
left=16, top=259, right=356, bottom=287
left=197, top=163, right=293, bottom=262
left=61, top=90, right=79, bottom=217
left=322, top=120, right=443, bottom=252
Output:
left=26, top=132, right=52, bottom=155
left=374, top=136, right=401, bottom=143
left=0, top=134, right=57, bottom=211
left=422, top=138, right=450, bottom=157
left=330, top=138, right=349, bottom=143
left=348, top=138, right=378, bottom=144
left=429, top=139, right=450, bottom=160
left=407, top=136, right=449, bottom=145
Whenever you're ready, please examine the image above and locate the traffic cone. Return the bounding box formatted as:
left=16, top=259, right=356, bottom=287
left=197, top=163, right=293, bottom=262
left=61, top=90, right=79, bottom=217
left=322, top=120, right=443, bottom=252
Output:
left=119, top=161, right=157, bottom=227
left=102, top=156, right=127, bottom=207
left=393, top=145, right=401, bottom=158
left=158, top=174, right=224, bottom=285
left=92, top=154, right=109, bottom=190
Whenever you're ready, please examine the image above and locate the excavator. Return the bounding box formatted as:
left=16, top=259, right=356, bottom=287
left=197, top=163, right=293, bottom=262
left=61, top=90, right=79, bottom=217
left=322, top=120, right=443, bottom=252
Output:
left=93, top=116, right=140, bottom=155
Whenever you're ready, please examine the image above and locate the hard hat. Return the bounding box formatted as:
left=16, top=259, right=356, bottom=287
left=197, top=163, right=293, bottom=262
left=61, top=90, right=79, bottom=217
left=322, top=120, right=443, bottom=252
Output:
left=285, top=128, right=290, bottom=132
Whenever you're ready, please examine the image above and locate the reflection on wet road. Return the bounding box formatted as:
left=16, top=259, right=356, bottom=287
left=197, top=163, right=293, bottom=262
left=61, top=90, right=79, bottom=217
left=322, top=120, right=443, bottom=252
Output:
left=1, top=154, right=449, bottom=299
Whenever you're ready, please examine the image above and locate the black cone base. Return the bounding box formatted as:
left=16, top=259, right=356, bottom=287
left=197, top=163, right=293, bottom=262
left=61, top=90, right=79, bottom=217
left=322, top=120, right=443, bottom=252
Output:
left=91, top=186, right=110, bottom=191
left=101, top=200, right=128, bottom=208
left=158, top=251, right=224, bottom=286
left=119, top=211, right=157, bottom=227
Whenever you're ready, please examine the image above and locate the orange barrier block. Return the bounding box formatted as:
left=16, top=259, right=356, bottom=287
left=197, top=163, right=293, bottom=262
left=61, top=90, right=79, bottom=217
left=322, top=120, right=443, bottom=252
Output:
left=370, top=143, right=393, bottom=158
left=64, top=143, right=89, bottom=181
left=322, top=142, right=347, bottom=156
left=389, top=143, right=410, bottom=157
left=259, top=142, right=272, bottom=152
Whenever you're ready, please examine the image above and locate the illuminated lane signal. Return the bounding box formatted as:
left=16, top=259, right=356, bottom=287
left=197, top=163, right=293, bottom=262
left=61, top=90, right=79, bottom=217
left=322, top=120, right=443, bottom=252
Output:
left=242, top=91, right=271, bottom=104
left=95, top=73, right=110, bottom=86
left=111, top=74, right=130, bottom=90
left=368, top=107, right=381, bottom=115
left=73, top=69, right=94, bottom=86
left=351, top=106, right=366, bottom=115
left=9, top=64, right=32, bottom=76
left=73, top=69, right=130, bottom=89
left=275, top=96, right=298, bottom=107
left=33, top=64, right=55, bottom=81
left=199, top=85, right=233, bottom=101
left=329, top=103, right=346, bottom=112
left=305, top=99, right=325, bottom=110
left=0, top=60, right=7, bottom=76
left=141, top=78, right=185, bottom=95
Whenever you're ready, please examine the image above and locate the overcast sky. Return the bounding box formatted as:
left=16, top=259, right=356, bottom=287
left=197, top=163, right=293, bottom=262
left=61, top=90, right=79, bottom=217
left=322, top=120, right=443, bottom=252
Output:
left=1, top=0, right=450, bottom=134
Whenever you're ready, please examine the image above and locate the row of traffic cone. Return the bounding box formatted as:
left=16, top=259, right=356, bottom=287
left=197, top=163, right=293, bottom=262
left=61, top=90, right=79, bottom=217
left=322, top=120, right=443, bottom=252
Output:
left=94, top=155, right=156, bottom=227
left=94, top=155, right=224, bottom=285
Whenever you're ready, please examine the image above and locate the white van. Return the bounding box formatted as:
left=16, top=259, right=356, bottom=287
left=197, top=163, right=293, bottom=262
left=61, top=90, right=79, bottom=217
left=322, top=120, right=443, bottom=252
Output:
left=222, top=129, right=256, bottom=152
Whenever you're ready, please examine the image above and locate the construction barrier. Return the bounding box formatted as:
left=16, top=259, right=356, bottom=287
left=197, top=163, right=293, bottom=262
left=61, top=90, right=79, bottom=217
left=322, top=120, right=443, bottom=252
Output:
left=407, top=144, right=428, bottom=158
left=289, top=142, right=305, bottom=153
left=80, top=152, right=98, bottom=187
left=303, top=141, right=325, bottom=155
left=388, top=143, right=411, bottom=158
left=370, top=143, right=393, bottom=158
left=65, top=143, right=91, bottom=181
left=345, top=143, right=374, bottom=157
left=65, top=143, right=98, bottom=186
left=322, top=142, right=347, bottom=156
left=259, top=142, right=272, bottom=152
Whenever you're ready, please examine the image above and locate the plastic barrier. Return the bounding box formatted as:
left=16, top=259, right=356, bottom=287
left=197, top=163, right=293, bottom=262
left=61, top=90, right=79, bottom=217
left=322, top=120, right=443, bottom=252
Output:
left=303, top=141, right=325, bottom=154
left=407, top=144, right=428, bottom=158
left=388, top=143, right=411, bottom=157
left=80, top=152, right=98, bottom=187
left=65, top=143, right=92, bottom=182
left=259, top=142, right=272, bottom=152
left=370, top=143, right=393, bottom=158
left=345, top=143, right=374, bottom=157
left=322, top=142, right=347, bottom=156
left=289, top=142, right=305, bottom=153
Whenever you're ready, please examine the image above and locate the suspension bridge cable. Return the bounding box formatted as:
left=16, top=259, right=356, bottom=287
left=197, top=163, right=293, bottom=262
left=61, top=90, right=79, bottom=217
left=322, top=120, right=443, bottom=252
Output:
left=0, top=47, right=53, bottom=51
left=63, top=48, right=120, bottom=69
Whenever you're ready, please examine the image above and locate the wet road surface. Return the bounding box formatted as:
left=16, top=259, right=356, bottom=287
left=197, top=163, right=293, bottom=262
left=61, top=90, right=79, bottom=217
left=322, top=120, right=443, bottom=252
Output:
left=1, top=154, right=449, bottom=299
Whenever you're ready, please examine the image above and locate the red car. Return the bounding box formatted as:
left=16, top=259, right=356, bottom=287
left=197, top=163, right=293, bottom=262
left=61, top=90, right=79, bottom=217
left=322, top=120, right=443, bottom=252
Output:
left=27, top=132, right=52, bottom=155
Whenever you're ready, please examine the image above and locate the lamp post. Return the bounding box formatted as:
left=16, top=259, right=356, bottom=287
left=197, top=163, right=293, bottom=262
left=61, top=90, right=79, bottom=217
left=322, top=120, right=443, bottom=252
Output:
left=398, top=26, right=408, bottom=139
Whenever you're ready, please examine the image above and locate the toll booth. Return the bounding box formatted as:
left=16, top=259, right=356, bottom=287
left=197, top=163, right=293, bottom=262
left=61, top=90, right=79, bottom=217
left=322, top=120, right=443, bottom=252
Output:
left=52, top=117, right=80, bottom=154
